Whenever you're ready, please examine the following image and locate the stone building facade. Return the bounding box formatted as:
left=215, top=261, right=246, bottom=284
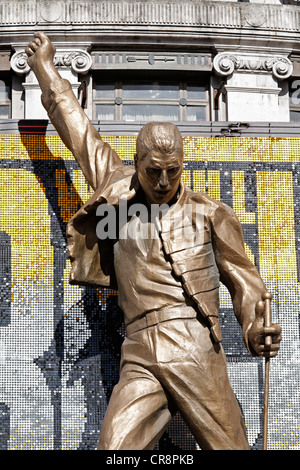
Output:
left=0, top=0, right=299, bottom=124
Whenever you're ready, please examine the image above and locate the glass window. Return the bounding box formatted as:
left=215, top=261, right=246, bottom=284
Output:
left=289, top=81, right=300, bottom=123
left=94, top=83, right=115, bottom=99
left=0, top=106, right=10, bottom=119
left=93, top=79, right=209, bottom=122
left=123, top=104, right=179, bottom=122
left=186, top=84, right=207, bottom=100
left=123, top=82, right=179, bottom=99
left=0, top=79, right=10, bottom=119
left=290, top=110, right=300, bottom=123
left=95, top=104, right=115, bottom=120
left=186, top=106, right=207, bottom=122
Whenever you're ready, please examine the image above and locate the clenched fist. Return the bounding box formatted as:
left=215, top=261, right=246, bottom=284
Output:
left=25, top=32, right=58, bottom=90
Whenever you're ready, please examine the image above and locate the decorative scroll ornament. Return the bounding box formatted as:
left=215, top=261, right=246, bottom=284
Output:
left=11, top=51, right=30, bottom=75
left=53, top=51, right=92, bottom=74
left=11, top=49, right=92, bottom=75
left=271, top=58, right=293, bottom=80
left=213, top=52, right=293, bottom=80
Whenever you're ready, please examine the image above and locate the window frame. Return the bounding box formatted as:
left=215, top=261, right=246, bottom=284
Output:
left=0, top=75, right=11, bottom=119
left=289, top=78, right=300, bottom=123
left=92, top=78, right=210, bottom=122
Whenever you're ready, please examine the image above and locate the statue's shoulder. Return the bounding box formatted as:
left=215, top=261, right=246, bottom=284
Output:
left=186, top=187, right=220, bottom=210
left=186, top=187, right=236, bottom=220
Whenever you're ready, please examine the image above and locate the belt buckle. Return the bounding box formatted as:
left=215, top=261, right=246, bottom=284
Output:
left=146, top=310, right=159, bottom=328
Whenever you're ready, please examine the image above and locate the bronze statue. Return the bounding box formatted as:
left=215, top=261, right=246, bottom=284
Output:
left=26, top=32, right=281, bottom=450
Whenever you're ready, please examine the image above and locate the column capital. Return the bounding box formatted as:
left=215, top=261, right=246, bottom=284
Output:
left=213, top=52, right=293, bottom=81
left=53, top=49, right=92, bottom=74
left=11, top=49, right=92, bottom=75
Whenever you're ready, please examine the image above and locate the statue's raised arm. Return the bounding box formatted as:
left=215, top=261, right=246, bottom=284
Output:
left=26, top=32, right=124, bottom=191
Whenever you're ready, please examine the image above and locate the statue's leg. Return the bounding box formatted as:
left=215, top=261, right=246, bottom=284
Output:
left=97, top=362, right=173, bottom=450
left=154, top=318, right=250, bottom=450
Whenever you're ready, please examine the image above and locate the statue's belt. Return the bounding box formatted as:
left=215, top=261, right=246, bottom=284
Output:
left=126, top=304, right=198, bottom=336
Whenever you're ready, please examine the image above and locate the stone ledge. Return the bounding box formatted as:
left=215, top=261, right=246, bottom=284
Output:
left=0, top=0, right=299, bottom=32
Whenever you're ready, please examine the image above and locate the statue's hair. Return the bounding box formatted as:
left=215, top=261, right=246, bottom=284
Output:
left=136, top=122, right=183, bottom=161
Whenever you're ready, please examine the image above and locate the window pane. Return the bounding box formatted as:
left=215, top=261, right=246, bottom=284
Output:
left=95, top=104, right=115, bottom=120
left=290, top=110, right=300, bottom=123
left=0, top=80, right=9, bottom=100
left=0, top=105, right=9, bottom=119
left=123, top=104, right=179, bottom=121
left=123, top=82, right=179, bottom=99
left=187, top=85, right=207, bottom=100
left=289, top=87, right=300, bottom=106
left=186, top=106, right=206, bottom=121
left=95, top=83, right=115, bottom=99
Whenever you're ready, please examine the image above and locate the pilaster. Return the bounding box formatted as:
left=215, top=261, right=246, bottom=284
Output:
left=213, top=52, right=293, bottom=121
left=10, top=48, right=92, bottom=119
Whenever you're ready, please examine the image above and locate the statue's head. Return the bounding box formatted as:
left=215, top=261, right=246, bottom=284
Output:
left=134, top=122, right=184, bottom=205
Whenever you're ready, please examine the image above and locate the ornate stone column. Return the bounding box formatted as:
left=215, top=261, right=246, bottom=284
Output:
left=11, top=49, right=92, bottom=119
left=213, top=52, right=293, bottom=122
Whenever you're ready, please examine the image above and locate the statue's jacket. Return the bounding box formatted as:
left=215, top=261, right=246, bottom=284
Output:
left=41, top=78, right=268, bottom=354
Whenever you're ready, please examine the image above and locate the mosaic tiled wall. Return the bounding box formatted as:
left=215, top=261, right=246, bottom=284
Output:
left=0, top=132, right=299, bottom=450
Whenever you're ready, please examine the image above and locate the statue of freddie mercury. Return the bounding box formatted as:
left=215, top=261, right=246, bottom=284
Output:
left=26, top=32, right=282, bottom=450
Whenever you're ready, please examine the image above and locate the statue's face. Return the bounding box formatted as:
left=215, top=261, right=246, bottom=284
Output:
left=136, top=148, right=183, bottom=205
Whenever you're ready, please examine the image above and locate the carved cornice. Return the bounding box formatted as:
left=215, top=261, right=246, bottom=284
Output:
left=0, top=1, right=300, bottom=33
left=213, top=52, right=293, bottom=80
left=91, top=51, right=212, bottom=71
left=10, top=49, right=92, bottom=75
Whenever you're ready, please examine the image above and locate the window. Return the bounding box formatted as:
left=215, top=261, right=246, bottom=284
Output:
left=93, top=80, right=209, bottom=122
left=289, top=80, right=300, bottom=122
left=0, top=78, right=10, bottom=119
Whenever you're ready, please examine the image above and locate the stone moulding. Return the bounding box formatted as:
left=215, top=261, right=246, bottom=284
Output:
left=0, top=1, right=300, bottom=33
left=91, top=51, right=212, bottom=71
